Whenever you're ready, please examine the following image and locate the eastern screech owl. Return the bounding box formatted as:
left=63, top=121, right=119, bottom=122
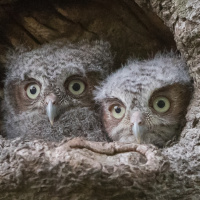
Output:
left=2, top=39, right=113, bottom=142
left=94, top=53, right=193, bottom=147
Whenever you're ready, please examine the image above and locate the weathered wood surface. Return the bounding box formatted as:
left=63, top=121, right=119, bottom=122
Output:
left=0, top=0, right=200, bottom=199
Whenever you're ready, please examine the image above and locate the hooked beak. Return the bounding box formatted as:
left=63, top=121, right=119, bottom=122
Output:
left=130, top=111, right=145, bottom=143
left=45, top=93, right=58, bottom=126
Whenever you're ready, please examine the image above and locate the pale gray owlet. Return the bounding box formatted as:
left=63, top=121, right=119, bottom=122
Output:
left=94, top=53, right=193, bottom=147
left=2, top=39, right=113, bottom=142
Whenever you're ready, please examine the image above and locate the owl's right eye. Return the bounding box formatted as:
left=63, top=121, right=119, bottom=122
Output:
left=152, top=96, right=170, bottom=113
left=110, top=104, right=126, bottom=119
left=68, top=80, right=86, bottom=96
left=26, top=84, right=41, bottom=99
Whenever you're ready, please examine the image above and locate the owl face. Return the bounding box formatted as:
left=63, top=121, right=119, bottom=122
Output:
left=95, top=53, right=193, bottom=147
left=9, top=70, right=96, bottom=123
left=3, top=40, right=113, bottom=142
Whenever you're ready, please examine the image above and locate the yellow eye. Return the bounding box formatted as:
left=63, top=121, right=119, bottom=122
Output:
left=110, top=104, right=126, bottom=119
left=68, top=80, right=85, bottom=95
left=26, top=84, right=40, bottom=99
left=153, top=97, right=170, bottom=113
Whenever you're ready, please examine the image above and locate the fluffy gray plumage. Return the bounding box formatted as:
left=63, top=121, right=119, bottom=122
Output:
left=95, top=53, right=193, bottom=147
left=2, top=39, right=113, bottom=142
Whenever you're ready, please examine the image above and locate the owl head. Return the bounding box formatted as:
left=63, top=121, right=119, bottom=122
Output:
left=95, top=53, right=193, bottom=147
left=2, top=39, right=113, bottom=142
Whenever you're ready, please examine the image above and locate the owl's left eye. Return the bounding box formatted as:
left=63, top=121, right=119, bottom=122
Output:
left=153, top=96, right=170, bottom=113
left=68, top=80, right=86, bottom=96
left=26, top=84, right=41, bottom=99
left=110, top=104, right=126, bottom=119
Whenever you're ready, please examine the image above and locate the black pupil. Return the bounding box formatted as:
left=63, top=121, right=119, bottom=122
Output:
left=114, top=106, right=121, bottom=113
left=30, top=86, right=37, bottom=95
left=157, top=100, right=165, bottom=108
left=72, top=83, right=81, bottom=91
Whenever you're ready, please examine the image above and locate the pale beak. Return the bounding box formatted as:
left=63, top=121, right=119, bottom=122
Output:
left=130, top=111, right=145, bottom=143
left=45, top=93, right=58, bottom=126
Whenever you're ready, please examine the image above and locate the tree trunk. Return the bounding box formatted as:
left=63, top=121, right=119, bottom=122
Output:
left=0, top=0, right=200, bottom=199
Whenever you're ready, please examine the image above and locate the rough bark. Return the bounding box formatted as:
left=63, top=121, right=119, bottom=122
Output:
left=0, top=0, right=199, bottom=199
